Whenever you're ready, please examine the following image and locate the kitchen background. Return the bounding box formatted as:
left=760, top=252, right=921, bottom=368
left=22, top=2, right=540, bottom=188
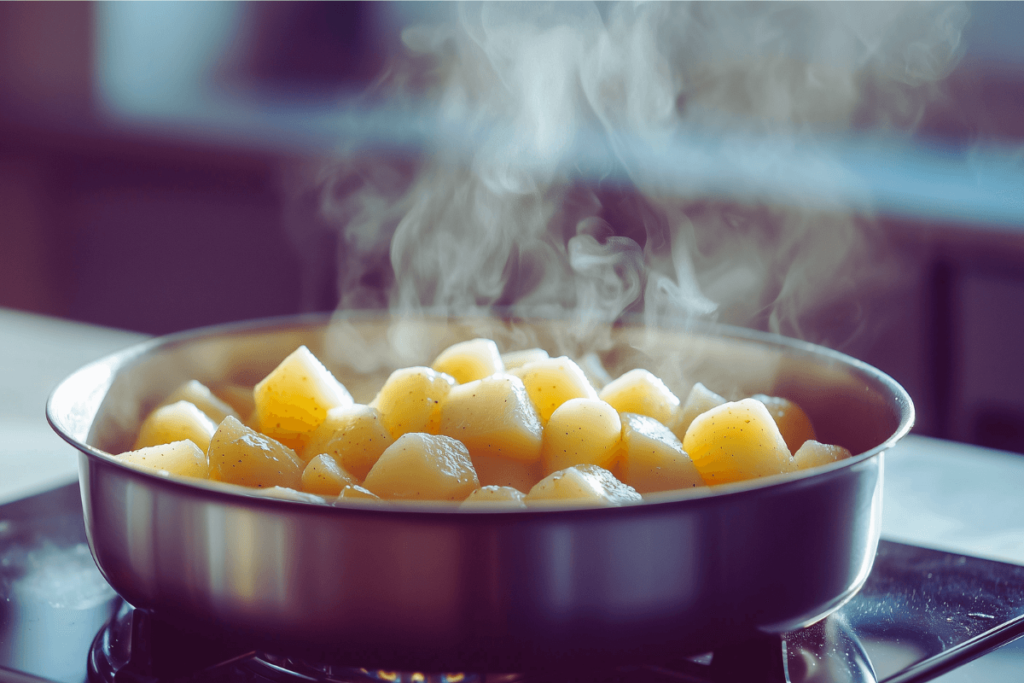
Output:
left=1, top=2, right=1022, bottom=453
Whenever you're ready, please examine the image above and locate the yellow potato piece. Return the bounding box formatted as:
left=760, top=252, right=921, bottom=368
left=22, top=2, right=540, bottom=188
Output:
left=752, top=394, right=817, bottom=454
left=500, top=348, right=549, bottom=370
left=302, top=404, right=394, bottom=478
left=301, top=454, right=357, bottom=496
left=793, top=440, right=852, bottom=470
left=460, top=485, right=528, bottom=509
left=620, top=413, right=704, bottom=494
left=439, top=374, right=543, bottom=464
left=599, top=369, right=680, bottom=426
left=134, top=400, right=218, bottom=453
left=683, top=398, right=796, bottom=485
left=510, top=356, right=598, bottom=424
left=208, top=415, right=304, bottom=489
left=471, top=453, right=542, bottom=492
left=541, top=398, right=622, bottom=475
left=431, top=338, right=503, bottom=384
left=161, top=380, right=239, bottom=424
left=370, top=366, right=456, bottom=439
left=362, top=433, right=480, bottom=501
left=118, top=439, right=209, bottom=479
left=254, top=345, right=353, bottom=451
left=669, top=382, right=727, bottom=442
left=526, top=464, right=642, bottom=508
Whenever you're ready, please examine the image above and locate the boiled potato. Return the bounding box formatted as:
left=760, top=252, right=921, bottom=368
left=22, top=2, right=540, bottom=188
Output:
left=301, top=454, right=357, bottom=496
left=510, top=356, right=598, bottom=424
left=682, top=398, right=796, bottom=485
left=161, top=380, right=239, bottom=424
left=526, top=464, right=642, bottom=508
left=620, top=413, right=704, bottom=493
left=793, top=440, right=852, bottom=470
left=362, top=433, right=480, bottom=501
left=752, top=394, right=817, bottom=454
left=541, top=398, right=621, bottom=474
left=500, top=348, right=548, bottom=370
left=134, top=400, right=218, bottom=453
left=599, top=369, right=680, bottom=426
left=208, top=415, right=304, bottom=489
left=438, top=374, right=543, bottom=463
left=254, top=346, right=353, bottom=451
left=431, top=338, right=503, bottom=384
left=460, top=485, right=528, bottom=509
left=669, top=382, right=727, bottom=441
left=118, top=439, right=209, bottom=479
left=302, top=404, right=394, bottom=479
left=370, top=366, right=456, bottom=439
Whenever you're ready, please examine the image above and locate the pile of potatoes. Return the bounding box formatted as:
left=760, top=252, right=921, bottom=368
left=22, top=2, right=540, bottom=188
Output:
left=115, top=339, right=851, bottom=509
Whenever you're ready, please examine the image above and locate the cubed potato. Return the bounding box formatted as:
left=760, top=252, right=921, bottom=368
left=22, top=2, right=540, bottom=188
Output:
left=509, top=356, right=598, bottom=424
left=620, top=413, right=704, bottom=493
left=438, top=374, right=543, bottom=463
left=470, top=453, right=542, bottom=492
left=208, top=416, right=304, bottom=489
left=541, top=398, right=622, bottom=474
left=500, top=348, right=549, bottom=370
left=793, top=440, right=852, bottom=470
left=302, top=404, right=394, bottom=479
left=338, top=484, right=381, bottom=502
left=460, top=485, right=528, bottom=509
left=669, top=382, right=727, bottom=441
left=301, top=454, right=357, bottom=496
left=752, top=394, right=817, bottom=454
left=431, top=338, right=503, bottom=384
left=254, top=346, right=353, bottom=451
left=362, top=433, right=480, bottom=501
left=161, top=380, right=239, bottom=424
left=682, top=398, right=796, bottom=485
left=526, top=464, right=641, bottom=508
left=599, top=369, right=680, bottom=426
left=118, top=439, right=209, bottom=479
left=134, top=400, right=218, bottom=453
left=370, top=366, right=456, bottom=439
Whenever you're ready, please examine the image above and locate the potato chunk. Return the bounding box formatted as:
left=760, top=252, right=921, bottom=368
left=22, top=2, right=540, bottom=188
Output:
left=134, top=400, right=218, bottom=453
left=526, top=464, right=641, bottom=508
left=510, top=356, right=598, bottom=424
left=599, top=369, right=680, bottom=426
left=682, top=398, right=796, bottom=485
left=752, top=394, right=817, bottom=454
left=370, top=366, right=456, bottom=439
left=302, top=404, right=394, bottom=479
left=793, top=440, right=852, bottom=470
left=161, top=380, right=239, bottom=424
left=301, top=454, right=357, bottom=496
left=254, top=346, right=353, bottom=451
left=431, top=338, right=503, bottom=384
left=620, top=413, right=704, bottom=494
left=362, top=433, right=480, bottom=501
left=500, top=348, right=549, bottom=370
left=669, top=382, right=727, bottom=441
left=208, top=415, right=304, bottom=489
left=541, top=398, right=621, bottom=475
left=439, top=374, right=543, bottom=463
left=118, top=439, right=209, bottom=479
left=460, top=485, right=528, bottom=509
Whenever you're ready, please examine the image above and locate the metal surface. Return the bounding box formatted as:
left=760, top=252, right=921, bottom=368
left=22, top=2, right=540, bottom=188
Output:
left=46, top=314, right=914, bottom=670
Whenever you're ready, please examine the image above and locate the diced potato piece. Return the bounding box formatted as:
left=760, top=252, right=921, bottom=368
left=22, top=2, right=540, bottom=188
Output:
left=118, top=439, right=209, bottom=479
left=510, top=356, right=598, bottom=424
left=370, top=367, right=456, bottom=439
left=208, top=416, right=304, bottom=489
left=301, top=454, right=357, bottom=496
left=460, top=485, right=528, bottom=509
left=439, top=374, right=543, bottom=463
left=669, top=382, right=727, bottom=441
left=500, top=348, right=549, bottom=370
left=134, top=400, right=218, bottom=453
left=682, top=398, right=796, bottom=485
left=752, top=394, right=817, bottom=454
left=620, top=413, right=704, bottom=493
left=541, top=398, right=622, bottom=475
left=362, top=433, right=480, bottom=501
left=432, top=338, right=503, bottom=384
left=599, top=369, right=680, bottom=426
left=471, top=453, right=542, bottom=492
left=254, top=486, right=326, bottom=504
left=302, top=404, right=394, bottom=478
left=161, top=380, right=239, bottom=424
left=254, top=346, right=353, bottom=451
left=793, top=440, right=852, bottom=470
left=526, top=464, right=642, bottom=508
left=338, top=484, right=380, bottom=501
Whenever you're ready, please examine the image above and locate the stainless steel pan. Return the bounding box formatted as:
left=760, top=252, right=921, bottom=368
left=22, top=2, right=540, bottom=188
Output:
left=46, top=314, right=913, bottom=669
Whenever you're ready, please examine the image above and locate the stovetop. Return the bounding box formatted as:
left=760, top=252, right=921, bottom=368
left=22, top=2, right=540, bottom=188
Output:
left=2, top=484, right=1024, bottom=683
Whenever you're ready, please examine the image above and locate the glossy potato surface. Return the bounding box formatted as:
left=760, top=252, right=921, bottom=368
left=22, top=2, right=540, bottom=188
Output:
left=431, top=338, right=503, bottom=384
left=439, top=374, right=543, bottom=463
left=371, top=366, right=456, bottom=439
left=362, top=433, right=480, bottom=501
left=302, top=404, right=394, bottom=479
left=134, top=400, right=218, bottom=453
left=510, top=356, right=598, bottom=424
left=620, top=413, right=704, bottom=494
left=541, top=398, right=622, bottom=475
left=119, top=439, right=209, bottom=479
left=208, top=416, right=304, bottom=489
left=526, top=464, right=642, bottom=508
left=599, top=369, right=680, bottom=426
